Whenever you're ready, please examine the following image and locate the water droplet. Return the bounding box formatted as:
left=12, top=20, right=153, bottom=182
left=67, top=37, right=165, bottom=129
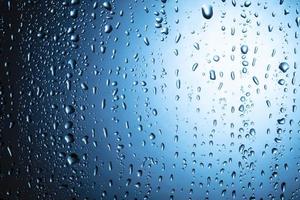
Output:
left=67, top=153, right=79, bottom=165
left=144, top=37, right=150, bottom=46
left=241, top=45, right=248, bottom=54
left=279, top=62, right=290, bottom=73
left=149, top=133, right=156, bottom=140
left=104, top=24, right=113, bottom=33
left=102, top=1, right=112, bottom=11
left=65, top=105, right=75, bottom=114
left=64, top=134, right=75, bottom=143
left=192, top=63, right=198, bottom=71
left=244, top=1, right=251, bottom=7
left=209, top=70, right=216, bottom=80
left=64, top=121, right=73, bottom=129
left=202, top=4, right=213, bottom=20
left=252, top=76, right=259, bottom=85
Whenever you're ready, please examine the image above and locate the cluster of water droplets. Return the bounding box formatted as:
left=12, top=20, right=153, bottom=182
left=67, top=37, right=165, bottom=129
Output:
left=1, top=0, right=300, bottom=199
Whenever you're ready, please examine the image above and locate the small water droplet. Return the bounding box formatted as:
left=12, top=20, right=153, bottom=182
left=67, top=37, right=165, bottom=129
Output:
left=209, top=70, right=216, bottom=80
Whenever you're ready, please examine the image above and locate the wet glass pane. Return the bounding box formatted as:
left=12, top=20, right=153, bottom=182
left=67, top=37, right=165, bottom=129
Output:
left=1, top=0, right=300, bottom=199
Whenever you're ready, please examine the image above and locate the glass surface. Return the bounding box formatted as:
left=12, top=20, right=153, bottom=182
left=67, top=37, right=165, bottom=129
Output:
left=1, top=0, right=300, bottom=199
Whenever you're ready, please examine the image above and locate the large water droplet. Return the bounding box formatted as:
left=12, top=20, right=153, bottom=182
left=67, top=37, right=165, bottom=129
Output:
left=104, top=24, right=113, bottom=33
left=65, top=105, right=75, bottom=114
left=202, top=4, right=213, bottom=20
left=102, top=1, right=112, bottom=11
left=67, top=153, right=79, bottom=165
left=279, top=62, right=290, bottom=73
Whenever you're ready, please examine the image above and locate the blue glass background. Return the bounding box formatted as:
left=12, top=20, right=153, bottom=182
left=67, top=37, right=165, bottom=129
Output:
left=1, top=0, right=300, bottom=199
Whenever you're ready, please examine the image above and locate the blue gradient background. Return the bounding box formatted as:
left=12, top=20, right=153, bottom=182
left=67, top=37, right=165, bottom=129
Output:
left=1, top=0, right=300, bottom=199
